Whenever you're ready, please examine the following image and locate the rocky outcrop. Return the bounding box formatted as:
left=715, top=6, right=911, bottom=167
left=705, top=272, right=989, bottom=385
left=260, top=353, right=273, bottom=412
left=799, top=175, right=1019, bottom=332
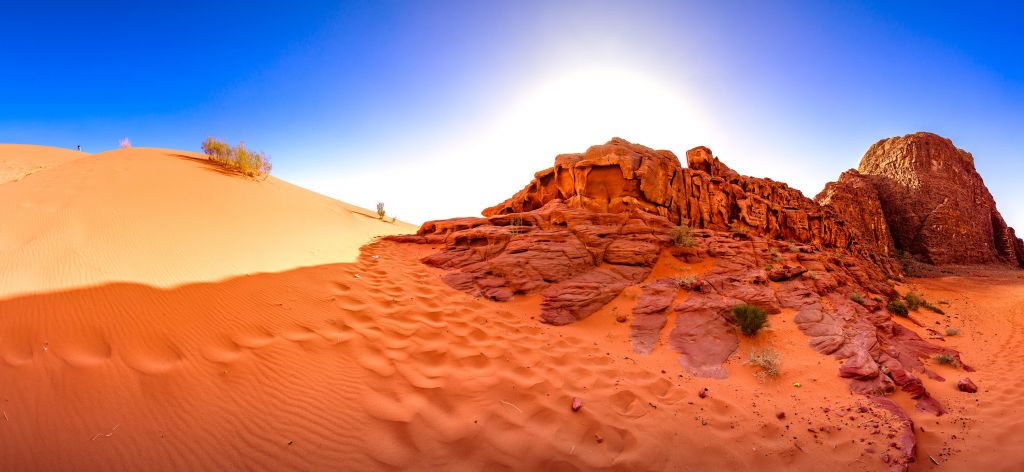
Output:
left=389, top=135, right=996, bottom=472
left=816, top=170, right=900, bottom=274
left=856, top=132, right=1024, bottom=267
left=481, top=138, right=896, bottom=272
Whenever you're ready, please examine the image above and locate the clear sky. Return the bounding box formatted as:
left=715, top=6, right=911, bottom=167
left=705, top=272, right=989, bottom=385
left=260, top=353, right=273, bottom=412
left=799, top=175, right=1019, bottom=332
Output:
left=2, top=1, right=1022, bottom=228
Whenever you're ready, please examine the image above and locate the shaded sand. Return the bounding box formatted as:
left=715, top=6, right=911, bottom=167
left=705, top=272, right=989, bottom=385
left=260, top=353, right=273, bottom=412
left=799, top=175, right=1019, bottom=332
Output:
left=0, top=145, right=414, bottom=298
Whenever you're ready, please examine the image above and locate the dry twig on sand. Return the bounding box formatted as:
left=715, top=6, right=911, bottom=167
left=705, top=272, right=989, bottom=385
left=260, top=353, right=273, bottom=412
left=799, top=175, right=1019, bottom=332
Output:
left=2, top=410, right=8, bottom=422
left=499, top=400, right=522, bottom=413
left=92, top=424, right=120, bottom=441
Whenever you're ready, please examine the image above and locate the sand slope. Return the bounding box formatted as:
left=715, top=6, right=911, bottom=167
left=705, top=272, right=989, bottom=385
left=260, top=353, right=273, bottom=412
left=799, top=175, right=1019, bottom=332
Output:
left=0, top=145, right=414, bottom=298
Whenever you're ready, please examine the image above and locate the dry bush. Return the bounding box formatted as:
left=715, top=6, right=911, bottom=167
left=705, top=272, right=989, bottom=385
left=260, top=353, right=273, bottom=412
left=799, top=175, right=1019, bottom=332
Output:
left=850, top=292, right=865, bottom=305
left=671, top=224, right=697, bottom=247
left=200, top=137, right=272, bottom=179
left=748, top=348, right=782, bottom=381
left=673, top=275, right=697, bottom=289
left=945, top=327, right=960, bottom=336
left=376, top=202, right=386, bottom=220
left=202, top=137, right=232, bottom=166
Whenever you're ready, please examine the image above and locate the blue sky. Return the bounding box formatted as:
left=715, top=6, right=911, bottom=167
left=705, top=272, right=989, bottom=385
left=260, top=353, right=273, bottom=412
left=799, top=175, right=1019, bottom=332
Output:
left=2, top=1, right=1022, bottom=228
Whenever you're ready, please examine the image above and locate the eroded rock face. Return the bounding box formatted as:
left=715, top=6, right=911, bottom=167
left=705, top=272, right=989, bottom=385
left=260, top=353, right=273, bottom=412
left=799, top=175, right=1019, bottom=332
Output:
left=816, top=170, right=900, bottom=275
left=857, top=132, right=1024, bottom=267
left=481, top=138, right=897, bottom=273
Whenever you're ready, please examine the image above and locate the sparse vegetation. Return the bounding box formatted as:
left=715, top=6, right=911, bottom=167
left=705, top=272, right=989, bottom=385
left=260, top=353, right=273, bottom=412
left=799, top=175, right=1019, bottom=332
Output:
left=789, top=244, right=800, bottom=253
left=850, top=292, right=865, bottom=305
left=376, top=202, right=386, bottom=220
left=508, top=215, right=526, bottom=236
left=904, top=292, right=925, bottom=311
left=729, top=222, right=748, bottom=234
left=673, top=275, right=697, bottom=289
left=733, top=304, right=769, bottom=336
left=887, top=300, right=909, bottom=317
left=200, top=137, right=272, bottom=179
left=748, top=348, right=782, bottom=381
left=903, top=292, right=945, bottom=314
left=671, top=224, right=697, bottom=247
left=945, top=327, right=961, bottom=336
left=764, top=263, right=775, bottom=272
left=803, top=272, right=818, bottom=280
left=770, top=250, right=783, bottom=263
left=119, top=137, right=132, bottom=149
left=934, top=353, right=959, bottom=368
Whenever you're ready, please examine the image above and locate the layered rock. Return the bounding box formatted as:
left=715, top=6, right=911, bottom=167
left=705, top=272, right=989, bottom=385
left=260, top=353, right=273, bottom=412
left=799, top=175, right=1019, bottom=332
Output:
left=816, top=169, right=900, bottom=274
left=856, top=132, right=1024, bottom=267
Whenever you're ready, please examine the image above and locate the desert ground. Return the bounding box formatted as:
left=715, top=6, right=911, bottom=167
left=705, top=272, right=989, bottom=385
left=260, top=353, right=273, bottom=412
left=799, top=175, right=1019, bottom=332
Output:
left=1, top=144, right=1021, bottom=472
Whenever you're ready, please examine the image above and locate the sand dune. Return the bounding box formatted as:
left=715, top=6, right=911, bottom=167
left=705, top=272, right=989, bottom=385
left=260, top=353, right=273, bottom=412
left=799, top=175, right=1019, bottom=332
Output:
left=1, top=144, right=1020, bottom=471
left=0, top=145, right=413, bottom=298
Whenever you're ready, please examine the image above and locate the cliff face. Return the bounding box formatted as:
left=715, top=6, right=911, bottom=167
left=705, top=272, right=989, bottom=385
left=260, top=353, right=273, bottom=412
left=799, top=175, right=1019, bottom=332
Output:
left=815, top=169, right=897, bottom=262
left=855, top=132, right=1024, bottom=267
left=481, top=138, right=896, bottom=273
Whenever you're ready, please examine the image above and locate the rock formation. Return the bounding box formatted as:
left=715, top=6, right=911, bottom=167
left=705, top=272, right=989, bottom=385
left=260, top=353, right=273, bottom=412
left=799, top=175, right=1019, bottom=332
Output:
left=854, top=132, right=1024, bottom=267
left=389, top=135, right=1000, bottom=472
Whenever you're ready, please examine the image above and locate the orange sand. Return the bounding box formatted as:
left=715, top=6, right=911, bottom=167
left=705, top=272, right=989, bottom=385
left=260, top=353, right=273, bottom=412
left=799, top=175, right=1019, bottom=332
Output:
left=0, top=145, right=1019, bottom=471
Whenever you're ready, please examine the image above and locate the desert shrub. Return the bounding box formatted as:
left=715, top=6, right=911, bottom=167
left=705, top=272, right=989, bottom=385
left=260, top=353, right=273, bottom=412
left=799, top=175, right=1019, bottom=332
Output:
left=887, top=300, right=909, bottom=317
left=674, top=275, right=697, bottom=289
left=923, top=303, right=945, bottom=315
left=508, top=215, right=526, bottom=236
left=789, top=244, right=800, bottom=253
left=671, top=225, right=697, bottom=247
left=202, top=137, right=232, bottom=166
left=904, top=292, right=925, bottom=311
left=729, top=222, right=748, bottom=234
left=850, top=292, right=865, bottom=305
left=733, top=304, right=768, bottom=336
left=770, top=250, right=783, bottom=263
left=376, top=202, right=386, bottom=220
left=748, top=348, right=782, bottom=381
left=903, top=292, right=945, bottom=314
left=119, top=137, right=132, bottom=149
left=945, top=327, right=960, bottom=336
left=199, top=137, right=272, bottom=179
left=934, top=353, right=958, bottom=367
left=764, top=263, right=775, bottom=272
left=803, top=272, right=818, bottom=280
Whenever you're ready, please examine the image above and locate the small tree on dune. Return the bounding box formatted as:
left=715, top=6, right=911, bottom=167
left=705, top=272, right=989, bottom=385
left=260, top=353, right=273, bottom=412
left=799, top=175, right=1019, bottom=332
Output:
left=119, top=137, right=132, bottom=149
left=376, top=202, right=386, bottom=220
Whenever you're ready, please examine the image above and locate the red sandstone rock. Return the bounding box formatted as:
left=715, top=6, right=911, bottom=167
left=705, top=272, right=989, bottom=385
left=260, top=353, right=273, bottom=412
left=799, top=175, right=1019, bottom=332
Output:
left=630, top=279, right=678, bottom=354
left=857, top=132, right=1024, bottom=267
left=957, top=378, right=978, bottom=393
left=871, top=397, right=917, bottom=472
left=668, top=293, right=740, bottom=379
left=816, top=170, right=901, bottom=276
left=389, top=136, right=972, bottom=412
